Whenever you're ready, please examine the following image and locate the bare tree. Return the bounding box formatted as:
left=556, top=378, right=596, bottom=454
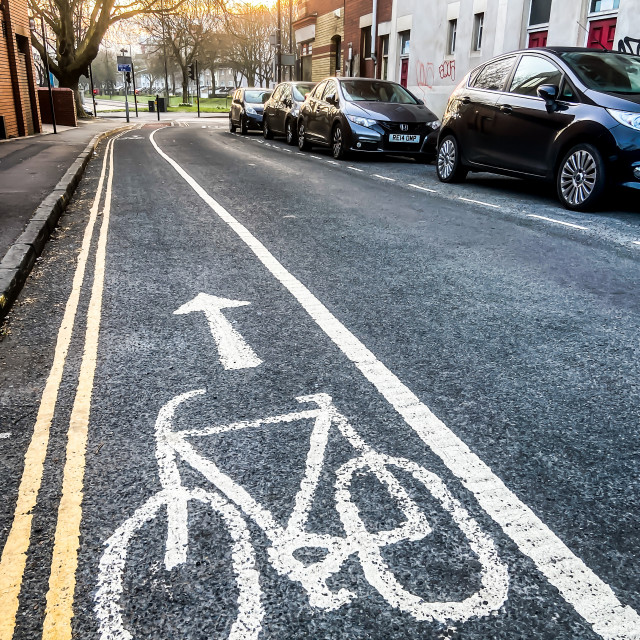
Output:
left=225, top=3, right=276, bottom=87
left=139, top=0, right=223, bottom=103
left=29, top=0, right=225, bottom=116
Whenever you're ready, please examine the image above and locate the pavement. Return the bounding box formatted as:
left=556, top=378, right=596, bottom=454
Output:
left=0, top=111, right=227, bottom=319
left=0, top=124, right=638, bottom=639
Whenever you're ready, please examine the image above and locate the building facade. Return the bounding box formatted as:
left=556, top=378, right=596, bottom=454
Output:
left=295, top=0, right=640, bottom=117
left=293, top=0, right=345, bottom=82
left=0, top=0, right=41, bottom=138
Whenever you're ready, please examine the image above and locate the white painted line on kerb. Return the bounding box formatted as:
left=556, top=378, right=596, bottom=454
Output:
left=373, top=174, right=396, bottom=182
left=408, top=183, right=437, bottom=193
left=632, top=241, right=640, bottom=246
left=459, top=197, right=500, bottom=209
left=527, top=214, right=588, bottom=231
left=149, top=129, right=640, bottom=640
left=348, top=166, right=364, bottom=172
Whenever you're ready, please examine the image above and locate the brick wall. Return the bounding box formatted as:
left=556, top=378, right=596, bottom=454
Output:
left=344, top=0, right=393, bottom=78
left=0, top=0, right=41, bottom=138
left=38, top=88, right=77, bottom=127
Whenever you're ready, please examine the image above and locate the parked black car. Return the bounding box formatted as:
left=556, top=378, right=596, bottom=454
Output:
left=296, top=77, right=440, bottom=160
left=229, top=88, right=272, bottom=134
left=263, top=81, right=317, bottom=144
left=436, top=47, right=640, bottom=211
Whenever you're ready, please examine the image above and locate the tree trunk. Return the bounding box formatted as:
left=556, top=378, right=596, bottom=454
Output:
left=182, top=77, right=189, bottom=104
left=59, top=75, right=91, bottom=118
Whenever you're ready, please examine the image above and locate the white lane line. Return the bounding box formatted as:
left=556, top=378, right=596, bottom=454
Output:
left=348, top=166, right=364, bottom=172
left=373, top=174, right=396, bottom=181
left=0, top=432, right=11, bottom=439
left=527, top=215, right=588, bottom=230
left=283, top=149, right=293, bottom=153
left=296, top=152, right=305, bottom=156
left=326, top=160, right=339, bottom=165
left=150, top=129, right=640, bottom=640
left=459, top=197, right=500, bottom=209
left=408, top=183, right=437, bottom=193
left=632, top=241, right=640, bottom=246
left=310, top=155, right=322, bottom=160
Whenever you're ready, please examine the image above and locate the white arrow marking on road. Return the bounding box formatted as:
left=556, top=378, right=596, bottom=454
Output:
left=174, top=293, right=262, bottom=370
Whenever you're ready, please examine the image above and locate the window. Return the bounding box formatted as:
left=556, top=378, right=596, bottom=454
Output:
left=448, top=20, right=457, bottom=55
left=529, top=0, right=552, bottom=26
left=590, top=0, right=620, bottom=12
left=472, top=13, right=484, bottom=51
left=559, top=78, right=579, bottom=102
left=272, top=85, right=284, bottom=101
left=322, top=80, right=338, bottom=100
left=399, top=30, right=410, bottom=56
left=361, top=26, right=372, bottom=59
left=472, top=56, right=516, bottom=91
left=380, top=35, right=389, bottom=79
left=311, top=80, right=328, bottom=99
left=509, top=55, right=562, bottom=96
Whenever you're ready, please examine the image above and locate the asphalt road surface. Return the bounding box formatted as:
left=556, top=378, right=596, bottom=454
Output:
left=1, top=122, right=639, bottom=640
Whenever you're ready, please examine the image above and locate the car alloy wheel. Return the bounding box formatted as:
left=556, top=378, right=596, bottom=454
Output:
left=557, top=144, right=604, bottom=211
left=332, top=125, right=346, bottom=160
left=436, top=135, right=467, bottom=183
left=263, top=118, right=274, bottom=139
left=286, top=119, right=296, bottom=145
left=298, top=122, right=310, bottom=151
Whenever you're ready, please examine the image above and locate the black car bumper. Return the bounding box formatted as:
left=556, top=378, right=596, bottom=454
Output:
left=347, top=121, right=439, bottom=157
left=245, top=113, right=264, bottom=130
left=609, top=125, right=640, bottom=190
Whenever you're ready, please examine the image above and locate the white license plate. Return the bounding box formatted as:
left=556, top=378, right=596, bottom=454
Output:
left=389, top=134, right=420, bottom=143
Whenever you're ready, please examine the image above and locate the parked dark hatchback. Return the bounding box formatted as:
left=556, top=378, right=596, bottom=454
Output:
left=436, top=47, right=640, bottom=211
left=263, top=81, right=316, bottom=144
left=297, top=77, right=440, bottom=160
left=229, top=88, right=272, bottom=134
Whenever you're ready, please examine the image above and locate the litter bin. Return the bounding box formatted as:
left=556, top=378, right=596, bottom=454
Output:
left=148, top=100, right=155, bottom=113
left=157, top=97, right=167, bottom=112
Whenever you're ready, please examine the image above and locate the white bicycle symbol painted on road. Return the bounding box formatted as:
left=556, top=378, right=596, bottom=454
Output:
left=95, top=391, right=509, bottom=639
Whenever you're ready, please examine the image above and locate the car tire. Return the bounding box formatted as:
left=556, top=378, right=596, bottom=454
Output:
left=332, top=124, right=348, bottom=160
left=298, top=121, right=311, bottom=151
left=285, top=119, right=297, bottom=145
left=240, top=117, right=248, bottom=135
left=229, top=117, right=236, bottom=133
left=263, top=118, right=274, bottom=139
left=556, top=143, right=606, bottom=212
left=436, top=135, right=467, bottom=183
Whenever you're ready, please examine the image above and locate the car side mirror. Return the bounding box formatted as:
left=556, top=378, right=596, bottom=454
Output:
left=325, top=93, right=338, bottom=105
left=537, top=84, right=559, bottom=111
left=233, top=98, right=241, bottom=104
left=416, top=99, right=424, bottom=105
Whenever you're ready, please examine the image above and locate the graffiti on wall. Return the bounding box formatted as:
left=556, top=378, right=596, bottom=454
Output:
left=439, top=60, right=456, bottom=82
left=618, top=36, right=640, bottom=55
left=416, top=61, right=435, bottom=95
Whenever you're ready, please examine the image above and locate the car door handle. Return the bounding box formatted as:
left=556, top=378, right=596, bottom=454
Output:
left=500, top=104, right=513, bottom=114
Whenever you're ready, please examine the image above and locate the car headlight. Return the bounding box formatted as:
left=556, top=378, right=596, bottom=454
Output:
left=245, top=105, right=257, bottom=115
left=347, top=114, right=377, bottom=128
left=429, top=120, right=441, bottom=130
left=607, top=109, right=640, bottom=132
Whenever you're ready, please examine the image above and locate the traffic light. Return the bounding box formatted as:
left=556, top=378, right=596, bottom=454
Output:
left=188, top=63, right=196, bottom=81
left=125, top=71, right=131, bottom=84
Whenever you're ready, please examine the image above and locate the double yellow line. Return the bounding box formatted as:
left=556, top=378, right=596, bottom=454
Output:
left=0, top=130, right=124, bottom=640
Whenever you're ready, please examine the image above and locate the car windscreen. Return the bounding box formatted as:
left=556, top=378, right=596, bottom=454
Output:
left=561, top=52, right=640, bottom=95
left=292, top=84, right=315, bottom=101
left=245, top=90, right=271, bottom=103
left=340, top=80, right=418, bottom=104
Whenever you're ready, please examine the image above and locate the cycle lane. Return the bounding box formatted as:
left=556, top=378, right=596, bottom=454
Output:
left=58, top=126, right=639, bottom=640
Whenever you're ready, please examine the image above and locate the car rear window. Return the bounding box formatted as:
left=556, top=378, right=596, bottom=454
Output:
left=472, top=57, right=516, bottom=91
left=562, top=51, right=640, bottom=95
left=245, top=90, right=271, bottom=103
left=293, top=84, right=315, bottom=100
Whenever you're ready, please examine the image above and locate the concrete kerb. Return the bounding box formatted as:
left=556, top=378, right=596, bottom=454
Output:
left=0, top=123, right=135, bottom=321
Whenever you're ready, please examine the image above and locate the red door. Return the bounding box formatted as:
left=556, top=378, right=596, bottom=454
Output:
left=528, top=31, right=548, bottom=48
left=400, top=58, right=409, bottom=88
left=587, top=18, right=617, bottom=50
